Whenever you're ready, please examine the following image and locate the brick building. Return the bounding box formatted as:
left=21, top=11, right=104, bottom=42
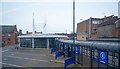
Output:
left=113, top=19, right=120, bottom=37
left=76, top=15, right=120, bottom=41
left=0, top=25, right=18, bottom=45
left=97, top=16, right=120, bottom=38
left=76, top=17, right=102, bottom=40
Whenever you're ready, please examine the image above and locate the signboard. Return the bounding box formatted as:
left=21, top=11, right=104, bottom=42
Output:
left=64, top=44, right=67, bottom=49
left=75, top=46, right=78, bottom=54
left=98, top=50, right=108, bottom=65
left=64, top=57, right=75, bottom=69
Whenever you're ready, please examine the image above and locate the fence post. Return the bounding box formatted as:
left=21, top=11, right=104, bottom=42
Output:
left=118, top=52, right=120, bottom=68
left=90, top=48, right=93, bottom=69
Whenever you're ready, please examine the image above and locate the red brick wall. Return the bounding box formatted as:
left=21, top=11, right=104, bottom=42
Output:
left=5, top=34, right=8, bottom=45
left=2, top=33, right=17, bottom=45
left=11, top=33, right=16, bottom=44
left=112, top=28, right=120, bottom=37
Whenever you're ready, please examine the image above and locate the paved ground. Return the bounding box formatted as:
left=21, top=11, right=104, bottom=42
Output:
left=1, top=45, right=109, bottom=69
left=1, top=45, right=64, bottom=69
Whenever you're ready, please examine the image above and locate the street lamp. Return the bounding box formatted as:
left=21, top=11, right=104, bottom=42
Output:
left=73, top=0, right=76, bottom=63
left=73, top=0, right=75, bottom=46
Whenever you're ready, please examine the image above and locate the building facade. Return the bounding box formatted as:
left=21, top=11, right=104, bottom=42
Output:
left=76, top=15, right=120, bottom=40
left=18, top=34, right=68, bottom=48
left=76, top=20, right=88, bottom=40
left=97, top=16, right=120, bottom=38
left=0, top=25, right=18, bottom=45
left=76, top=18, right=102, bottom=40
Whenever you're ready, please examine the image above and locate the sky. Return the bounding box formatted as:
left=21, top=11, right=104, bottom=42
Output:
left=1, top=0, right=120, bottom=34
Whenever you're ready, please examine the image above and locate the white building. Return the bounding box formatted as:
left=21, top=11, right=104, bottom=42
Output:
left=118, top=1, right=120, bottom=18
left=18, top=34, right=68, bottom=48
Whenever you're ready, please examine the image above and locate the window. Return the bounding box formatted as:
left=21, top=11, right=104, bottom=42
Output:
left=49, top=38, right=55, bottom=48
left=8, top=34, right=11, bottom=36
left=82, top=36, right=84, bottom=38
left=93, top=29, right=96, bottom=31
left=20, top=38, right=32, bottom=48
left=2, top=34, right=4, bottom=36
left=108, top=52, right=119, bottom=68
left=8, top=39, right=11, bottom=44
left=34, top=38, right=47, bottom=48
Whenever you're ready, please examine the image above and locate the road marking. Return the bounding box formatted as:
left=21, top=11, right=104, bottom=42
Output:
left=8, top=52, right=47, bottom=56
left=2, top=49, right=8, bottom=52
left=3, top=58, right=7, bottom=61
left=0, top=62, right=23, bottom=67
left=4, top=55, right=49, bottom=62
left=11, top=53, right=14, bottom=55
left=50, top=60, right=64, bottom=64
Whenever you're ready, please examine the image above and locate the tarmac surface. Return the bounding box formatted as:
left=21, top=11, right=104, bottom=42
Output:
left=1, top=45, right=65, bottom=69
left=1, top=45, right=113, bottom=69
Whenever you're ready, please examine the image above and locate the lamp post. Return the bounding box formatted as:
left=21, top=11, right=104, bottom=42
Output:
left=73, top=0, right=75, bottom=46
left=73, top=0, right=76, bottom=63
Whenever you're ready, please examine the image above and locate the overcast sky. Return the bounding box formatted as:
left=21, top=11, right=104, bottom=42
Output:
left=1, top=0, right=120, bottom=34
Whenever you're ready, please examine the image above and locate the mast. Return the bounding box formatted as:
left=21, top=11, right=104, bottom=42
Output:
left=33, top=12, right=35, bottom=35
left=43, top=16, right=47, bottom=34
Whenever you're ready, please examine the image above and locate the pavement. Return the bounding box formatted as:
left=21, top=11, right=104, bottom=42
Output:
left=1, top=45, right=85, bottom=69
left=1, top=45, right=64, bottom=68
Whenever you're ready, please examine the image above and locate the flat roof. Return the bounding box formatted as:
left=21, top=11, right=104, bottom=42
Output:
left=18, top=34, right=68, bottom=38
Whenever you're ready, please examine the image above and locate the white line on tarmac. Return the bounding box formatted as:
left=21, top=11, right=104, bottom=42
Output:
left=0, top=62, right=23, bottom=67
left=8, top=52, right=47, bottom=56
left=2, top=49, right=8, bottom=52
left=4, top=55, right=49, bottom=62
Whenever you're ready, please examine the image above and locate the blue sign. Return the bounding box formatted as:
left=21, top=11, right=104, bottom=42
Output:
left=75, top=46, right=78, bottom=54
left=98, top=50, right=108, bottom=65
left=64, top=57, right=75, bottom=69
left=64, top=44, right=67, bottom=50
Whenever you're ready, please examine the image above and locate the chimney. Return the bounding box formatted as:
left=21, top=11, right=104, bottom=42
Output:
left=35, top=31, right=37, bottom=34
left=19, top=29, right=22, bottom=35
left=26, top=31, right=28, bottom=34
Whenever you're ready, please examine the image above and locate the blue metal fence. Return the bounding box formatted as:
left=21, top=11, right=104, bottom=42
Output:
left=51, top=48, right=58, bottom=54
left=64, top=57, right=75, bottom=69
left=57, top=40, right=120, bottom=69
left=55, top=51, right=64, bottom=59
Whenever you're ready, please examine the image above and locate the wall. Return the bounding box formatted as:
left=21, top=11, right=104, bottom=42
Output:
left=97, top=25, right=116, bottom=37
left=76, top=19, right=99, bottom=40
left=77, top=21, right=88, bottom=32
left=76, top=20, right=89, bottom=40
left=112, top=28, right=120, bottom=37
left=2, top=32, right=17, bottom=45
left=77, top=34, right=87, bottom=40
